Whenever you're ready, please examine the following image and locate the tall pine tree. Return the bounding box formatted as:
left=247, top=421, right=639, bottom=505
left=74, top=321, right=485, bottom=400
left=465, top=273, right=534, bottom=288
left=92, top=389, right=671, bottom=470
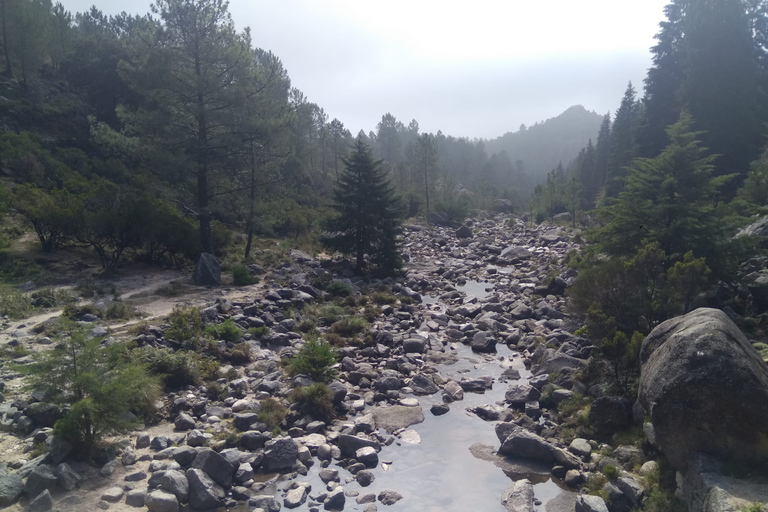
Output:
left=323, top=137, right=403, bottom=273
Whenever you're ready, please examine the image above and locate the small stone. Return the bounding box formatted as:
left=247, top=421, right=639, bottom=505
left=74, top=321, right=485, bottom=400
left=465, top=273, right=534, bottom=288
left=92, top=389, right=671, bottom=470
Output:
left=378, top=490, right=403, bottom=506
left=356, top=470, right=375, bottom=487
left=101, top=486, right=124, bottom=502
left=431, top=403, right=450, bottom=416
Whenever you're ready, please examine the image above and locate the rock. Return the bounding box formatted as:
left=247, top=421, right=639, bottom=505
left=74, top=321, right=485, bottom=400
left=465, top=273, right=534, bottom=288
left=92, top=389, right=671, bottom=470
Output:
left=284, top=485, right=308, bottom=508
left=324, top=488, right=345, bottom=510
left=45, top=435, right=72, bottom=464
left=145, top=489, right=179, bottom=512
left=124, top=469, right=147, bottom=481
left=193, top=253, right=221, bottom=286
left=136, top=434, right=151, bottom=449
left=0, top=464, right=22, bottom=506
left=402, top=337, right=426, bottom=353
left=262, top=437, right=298, bottom=472
left=160, top=469, right=189, bottom=502
left=442, top=380, right=464, bottom=402
left=637, top=308, right=768, bottom=470
left=431, top=403, right=449, bottom=415
left=575, top=495, right=609, bottom=512
left=25, top=403, right=62, bottom=427
left=23, top=464, right=58, bottom=496
left=505, top=384, right=541, bottom=405
left=589, top=396, right=632, bottom=431
left=409, top=374, right=438, bottom=395
left=100, top=458, right=119, bottom=476
left=564, top=470, right=584, bottom=486
left=501, top=479, right=534, bottom=512
left=28, top=490, right=53, bottom=512
left=250, top=494, right=281, bottom=512
left=191, top=448, right=234, bottom=487
left=498, top=425, right=553, bottom=462
left=55, top=463, right=81, bottom=491
left=370, top=405, right=425, bottom=433
left=186, top=468, right=225, bottom=510
left=186, top=429, right=211, bottom=447
left=456, top=225, right=473, bottom=238
left=356, top=446, right=379, bottom=468
left=568, top=438, right=592, bottom=459
left=471, top=331, right=497, bottom=353
left=639, top=460, right=658, bottom=477
left=241, top=430, right=270, bottom=450
left=319, top=468, right=339, bottom=483
left=377, top=490, right=403, bottom=506
left=126, top=488, right=147, bottom=507
left=101, top=486, right=124, bottom=502
left=337, top=434, right=381, bottom=457
left=174, top=412, right=196, bottom=431
left=356, top=470, right=375, bottom=487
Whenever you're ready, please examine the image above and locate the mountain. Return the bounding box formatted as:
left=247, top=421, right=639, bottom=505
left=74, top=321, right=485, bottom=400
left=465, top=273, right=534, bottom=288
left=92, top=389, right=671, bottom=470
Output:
left=485, top=105, right=604, bottom=184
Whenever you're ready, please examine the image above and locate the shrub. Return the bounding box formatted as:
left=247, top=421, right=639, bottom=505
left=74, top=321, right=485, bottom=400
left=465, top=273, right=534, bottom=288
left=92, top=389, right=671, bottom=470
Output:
left=247, top=326, right=269, bottom=337
left=105, top=301, right=139, bottom=320
left=297, top=319, right=316, bottom=333
left=317, top=304, right=346, bottom=325
left=228, top=344, right=251, bottom=364
left=371, top=292, right=397, bottom=305
left=331, top=316, right=368, bottom=337
left=290, top=383, right=335, bottom=422
left=63, top=303, right=103, bottom=320
left=232, top=265, right=257, bottom=286
left=156, top=280, right=187, bottom=297
left=325, top=281, right=351, bottom=297
left=0, top=291, right=32, bottom=319
left=603, top=464, right=619, bottom=480
left=22, top=328, right=162, bottom=455
left=131, top=346, right=219, bottom=389
left=287, top=337, right=337, bottom=382
left=205, top=319, right=242, bottom=342
left=256, top=398, right=287, bottom=430
left=166, top=306, right=204, bottom=344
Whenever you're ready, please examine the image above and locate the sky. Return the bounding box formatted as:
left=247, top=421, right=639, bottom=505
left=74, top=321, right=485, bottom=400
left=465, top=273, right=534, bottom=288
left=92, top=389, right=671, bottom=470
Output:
left=61, top=0, right=670, bottom=139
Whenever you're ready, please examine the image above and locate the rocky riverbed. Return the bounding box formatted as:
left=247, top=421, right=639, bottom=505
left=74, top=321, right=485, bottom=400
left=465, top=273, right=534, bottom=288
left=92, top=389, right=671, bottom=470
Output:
left=2, top=214, right=765, bottom=512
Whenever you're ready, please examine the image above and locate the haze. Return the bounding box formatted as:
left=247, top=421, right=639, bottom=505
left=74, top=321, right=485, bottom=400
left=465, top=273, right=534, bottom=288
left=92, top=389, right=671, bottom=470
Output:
left=62, top=0, right=670, bottom=138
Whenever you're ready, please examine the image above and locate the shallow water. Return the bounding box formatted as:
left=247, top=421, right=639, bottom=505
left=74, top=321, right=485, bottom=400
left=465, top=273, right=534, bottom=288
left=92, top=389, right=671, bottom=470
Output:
left=276, top=344, right=566, bottom=511
left=456, top=280, right=493, bottom=299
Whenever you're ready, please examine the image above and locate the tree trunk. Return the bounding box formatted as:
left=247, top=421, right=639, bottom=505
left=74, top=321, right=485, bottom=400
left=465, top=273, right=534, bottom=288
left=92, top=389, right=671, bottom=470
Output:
left=195, top=48, right=213, bottom=255
left=244, top=138, right=257, bottom=259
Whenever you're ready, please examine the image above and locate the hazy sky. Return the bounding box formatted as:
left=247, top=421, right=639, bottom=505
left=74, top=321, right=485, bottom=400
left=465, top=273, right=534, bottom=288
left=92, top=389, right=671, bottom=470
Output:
left=61, top=0, right=670, bottom=139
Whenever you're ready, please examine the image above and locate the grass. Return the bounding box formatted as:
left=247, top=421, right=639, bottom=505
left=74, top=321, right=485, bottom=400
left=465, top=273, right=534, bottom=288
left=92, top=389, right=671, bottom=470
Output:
left=166, top=305, right=204, bottom=344
left=290, top=383, right=335, bottom=422
left=739, top=504, right=765, bottom=512
left=371, top=291, right=397, bottom=305
left=330, top=316, right=369, bottom=337
left=0, top=290, right=33, bottom=319
left=256, top=398, right=288, bottom=430
left=132, top=346, right=220, bottom=390
left=156, top=279, right=188, bottom=297
left=247, top=326, right=269, bottom=337
left=105, top=301, right=141, bottom=320
left=205, top=318, right=243, bottom=342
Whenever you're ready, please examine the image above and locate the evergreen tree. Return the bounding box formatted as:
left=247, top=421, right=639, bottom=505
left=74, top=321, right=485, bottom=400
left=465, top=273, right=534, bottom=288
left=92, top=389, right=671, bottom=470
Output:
left=596, top=112, right=732, bottom=265
left=593, top=114, right=612, bottom=201
left=604, top=82, right=639, bottom=198
left=322, top=137, right=403, bottom=273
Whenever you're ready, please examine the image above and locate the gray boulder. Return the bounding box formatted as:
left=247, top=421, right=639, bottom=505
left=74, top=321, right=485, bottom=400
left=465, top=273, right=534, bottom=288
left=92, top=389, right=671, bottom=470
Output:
left=28, top=490, right=53, bottom=512
left=498, top=425, right=553, bottom=462
left=324, top=488, right=346, bottom=510
left=284, top=485, right=308, bottom=508
left=145, top=489, right=179, bottom=512
left=0, top=463, right=22, bottom=506
left=456, top=225, right=473, bottom=239
left=501, top=479, right=534, bottom=512
left=471, top=331, right=497, bottom=353
left=505, top=384, right=541, bottom=405
left=409, top=374, right=438, bottom=395
left=370, top=405, right=425, bottom=433
left=337, top=434, right=382, bottom=457
left=262, top=437, right=298, bottom=472
left=160, top=469, right=189, bottom=502
left=193, top=253, right=221, bottom=286
left=637, top=308, right=768, bottom=471
left=575, top=495, right=609, bottom=512
left=186, top=468, right=225, bottom=509
left=191, top=448, right=234, bottom=487
left=23, top=464, right=57, bottom=496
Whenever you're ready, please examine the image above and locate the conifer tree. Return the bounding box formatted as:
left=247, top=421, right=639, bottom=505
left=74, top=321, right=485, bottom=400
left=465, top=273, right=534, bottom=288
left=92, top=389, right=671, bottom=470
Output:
left=604, top=83, right=639, bottom=198
left=322, top=137, right=403, bottom=273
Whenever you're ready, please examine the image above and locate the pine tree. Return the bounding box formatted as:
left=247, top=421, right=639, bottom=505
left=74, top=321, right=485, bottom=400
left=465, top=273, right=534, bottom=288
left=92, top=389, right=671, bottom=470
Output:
left=604, top=82, right=639, bottom=198
left=322, top=137, right=404, bottom=273
left=596, top=112, right=732, bottom=264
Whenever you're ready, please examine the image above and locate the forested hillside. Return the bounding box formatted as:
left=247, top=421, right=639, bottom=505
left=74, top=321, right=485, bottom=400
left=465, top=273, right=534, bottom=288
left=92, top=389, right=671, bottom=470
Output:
left=0, top=0, right=601, bottom=276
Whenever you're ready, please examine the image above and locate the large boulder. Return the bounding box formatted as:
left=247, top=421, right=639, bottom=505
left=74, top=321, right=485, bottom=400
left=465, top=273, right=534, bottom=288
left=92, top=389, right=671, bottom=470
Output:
left=262, top=437, right=298, bottom=472
left=0, top=463, right=22, bottom=506
left=193, top=253, right=221, bottom=286
left=501, top=479, right=534, bottom=512
left=637, top=308, right=768, bottom=471
left=370, top=405, right=425, bottom=433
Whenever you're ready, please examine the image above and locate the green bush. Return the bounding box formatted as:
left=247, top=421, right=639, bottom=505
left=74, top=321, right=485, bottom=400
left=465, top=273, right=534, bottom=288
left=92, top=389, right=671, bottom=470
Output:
left=105, top=301, right=139, bottom=320
left=205, top=319, right=242, bottom=342
left=22, top=328, right=162, bottom=455
left=290, top=383, right=335, bottom=422
left=371, top=292, right=397, bottom=305
left=232, top=265, right=257, bottom=286
left=247, top=326, right=269, bottom=337
left=131, top=346, right=219, bottom=389
left=325, top=281, right=351, bottom=297
left=603, top=464, right=619, bottom=480
left=256, top=398, right=287, bottom=430
left=166, top=305, right=204, bottom=344
left=0, top=291, right=33, bottom=319
left=287, top=337, right=337, bottom=382
left=331, top=316, right=368, bottom=337
left=297, top=319, right=316, bottom=333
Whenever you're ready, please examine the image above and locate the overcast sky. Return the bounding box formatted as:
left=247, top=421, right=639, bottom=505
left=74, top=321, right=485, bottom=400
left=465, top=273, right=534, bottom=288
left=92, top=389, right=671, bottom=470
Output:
left=61, top=0, right=670, bottom=139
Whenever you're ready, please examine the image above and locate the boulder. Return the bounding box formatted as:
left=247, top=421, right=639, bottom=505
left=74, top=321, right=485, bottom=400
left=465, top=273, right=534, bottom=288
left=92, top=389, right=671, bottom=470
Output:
left=28, top=490, right=53, bottom=512
left=191, top=448, right=234, bottom=487
left=324, top=488, right=345, bottom=510
left=284, top=485, right=308, bottom=508
left=0, top=464, right=22, bottom=506
left=637, top=308, right=768, bottom=471
left=193, top=253, right=221, bottom=286
left=186, top=468, right=225, bottom=510
left=497, top=425, right=553, bottom=462
left=337, top=434, right=382, bottom=457
left=160, top=469, right=189, bottom=502
left=262, top=437, right=298, bottom=472
left=575, top=495, right=609, bottom=512
left=442, top=381, right=464, bottom=402
left=409, top=373, right=438, bottom=395
left=505, top=384, right=541, bottom=405
left=23, top=464, right=58, bottom=497
left=471, top=331, right=497, bottom=353
left=501, top=479, right=534, bottom=512
left=456, top=225, right=473, bottom=239
left=377, top=489, right=403, bottom=505
left=370, top=405, right=425, bottom=433
left=145, top=490, right=179, bottom=512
